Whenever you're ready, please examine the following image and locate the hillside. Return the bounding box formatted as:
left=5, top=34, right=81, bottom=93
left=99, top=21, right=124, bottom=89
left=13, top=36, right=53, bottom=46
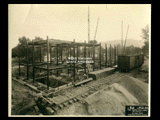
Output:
left=101, top=39, right=144, bottom=48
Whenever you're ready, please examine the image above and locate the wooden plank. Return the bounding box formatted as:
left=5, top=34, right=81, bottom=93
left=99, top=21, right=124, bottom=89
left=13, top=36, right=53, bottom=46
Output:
left=74, top=78, right=93, bottom=86
left=35, top=76, right=47, bottom=80
left=88, top=67, right=115, bottom=80
left=24, top=83, right=40, bottom=93
left=12, top=77, right=25, bottom=85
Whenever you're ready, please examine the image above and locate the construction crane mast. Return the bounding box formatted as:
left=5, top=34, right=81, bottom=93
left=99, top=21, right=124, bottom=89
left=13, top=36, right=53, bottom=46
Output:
left=123, top=24, right=129, bottom=53
left=94, top=17, right=100, bottom=40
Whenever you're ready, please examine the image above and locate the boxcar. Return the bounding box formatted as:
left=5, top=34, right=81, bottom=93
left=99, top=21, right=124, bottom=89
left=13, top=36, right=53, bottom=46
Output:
left=118, top=54, right=144, bottom=71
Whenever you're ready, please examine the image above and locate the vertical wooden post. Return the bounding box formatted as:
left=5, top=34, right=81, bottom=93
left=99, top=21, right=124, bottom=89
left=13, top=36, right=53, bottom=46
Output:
left=39, top=46, right=42, bottom=72
left=88, top=46, right=90, bottom=57
left=105, top=43, right=107, bottom=67
left=40, top=46, right=42, bottom=62
left=100, top=43, right=101, bottom=69
left=32, top=40, right=35, bottom=83
left=73, top=39, right=75, bottom=84
left=77, top=45, right=79, bottom=72
left=47, top=36, right=49, bottom=90
left=68, top=45, right=69, bottom=60
left=84, top=40, right=86, bottom=74
left=18, top=44, right=21, bottom=76
left=56, top=44, right=58, bottom=65
left=68, top=45, right=69, bottom=75
left=26, top=40, right=29, bottom=80
left=114, top=45, right=116, bottom=65
left=61, top=45, right=62, bottom=61
left=110, top=44, right=112, bottom=67
left=69, top=46, right=71, bottom=71
left=50, top=46, right=52, bottom=64
left=93, top=43, right=95, bottom=71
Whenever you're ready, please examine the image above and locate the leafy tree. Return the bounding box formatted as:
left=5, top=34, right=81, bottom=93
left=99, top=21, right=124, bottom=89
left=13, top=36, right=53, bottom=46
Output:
left=12, top=36, right=44, bottom=63
left=12, top=36, right=31, bottom=58
left=35, top=36, right=43, bottom=41
left=141, top=25, right=149, bottom=55
left=18, top=36, right=31, bottom=57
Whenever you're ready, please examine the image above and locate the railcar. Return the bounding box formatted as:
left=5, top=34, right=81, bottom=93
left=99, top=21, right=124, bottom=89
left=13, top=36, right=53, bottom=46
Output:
left=118, top=54, right=144, bottom=72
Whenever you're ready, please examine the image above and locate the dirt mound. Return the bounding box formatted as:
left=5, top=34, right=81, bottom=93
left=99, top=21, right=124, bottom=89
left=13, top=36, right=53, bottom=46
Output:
left=84, top=83, right=139, bottom=115
left=84, top=75, right=148, bottom=115
left=117, top=75, right=148, bottom=105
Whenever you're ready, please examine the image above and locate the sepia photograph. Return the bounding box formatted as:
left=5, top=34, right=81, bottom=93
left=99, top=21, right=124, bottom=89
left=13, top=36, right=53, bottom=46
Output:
left=8, top=4, right=151, bottom=117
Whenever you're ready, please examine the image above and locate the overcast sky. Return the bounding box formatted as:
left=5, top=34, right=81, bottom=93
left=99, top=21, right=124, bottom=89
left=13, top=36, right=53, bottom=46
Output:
left=9, top=4, right=151, bottom=49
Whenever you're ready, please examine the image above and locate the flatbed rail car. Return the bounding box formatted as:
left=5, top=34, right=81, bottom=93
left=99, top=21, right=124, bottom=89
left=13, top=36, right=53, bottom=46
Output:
left=118, top=54, right=144, bottom=72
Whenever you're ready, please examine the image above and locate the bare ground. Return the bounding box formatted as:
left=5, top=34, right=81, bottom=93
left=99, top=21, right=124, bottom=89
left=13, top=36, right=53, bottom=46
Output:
left=11, top=80, right=40, bottom=115
left=10, top=58, right=149, bottom=115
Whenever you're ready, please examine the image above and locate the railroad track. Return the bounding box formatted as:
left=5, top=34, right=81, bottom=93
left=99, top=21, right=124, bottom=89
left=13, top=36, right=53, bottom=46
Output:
left=37, top=72, right=126, bottom=115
